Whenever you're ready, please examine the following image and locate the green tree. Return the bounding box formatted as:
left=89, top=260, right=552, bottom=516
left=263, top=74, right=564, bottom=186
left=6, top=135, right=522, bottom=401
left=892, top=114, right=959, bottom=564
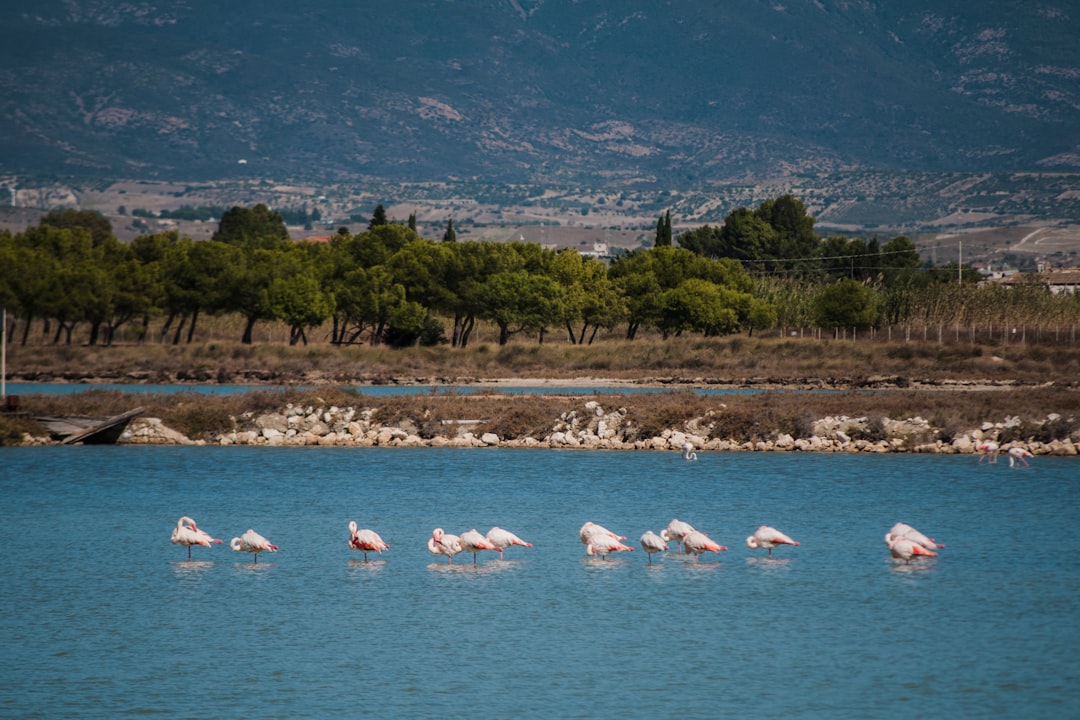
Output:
left=161, top=239, right=237, bottom=344
left=473, top=270, right=563, bottom=345
left=677, top=224, right=723, bottom=258
left=213, top=204, right=289, bottom=246
left=268, top=272, right=334, bottom=345
left=715, top=208, right=779, bottom=265
left=443, top=218, right=457, bottom=242
left=656, top=280, right=737, bottom=337
left=654, top=210, right=672, bottom=247
left=40, top=208, right=113, bottom=246
left=369, top=204, right=389, bottom=230
left=755, top=195, right=818, bottom=268
left=813, top=279, right=880, bottom=329
left=1, top=229, right=62, bottom=344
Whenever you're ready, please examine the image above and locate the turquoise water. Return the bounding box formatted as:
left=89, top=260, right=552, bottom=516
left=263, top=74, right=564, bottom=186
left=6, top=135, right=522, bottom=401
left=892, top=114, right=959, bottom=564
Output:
left=1, top=448, right=1077, bottom=718
left=3, top=381, right=765, bottom=396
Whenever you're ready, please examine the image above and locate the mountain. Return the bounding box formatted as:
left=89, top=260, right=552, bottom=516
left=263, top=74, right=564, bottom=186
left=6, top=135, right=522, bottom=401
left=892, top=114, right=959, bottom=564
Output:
left=2, top=0, right=1079, bottom=187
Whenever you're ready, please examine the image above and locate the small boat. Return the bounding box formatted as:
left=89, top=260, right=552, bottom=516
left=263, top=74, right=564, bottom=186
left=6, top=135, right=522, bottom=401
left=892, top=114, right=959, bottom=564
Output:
left=36, top=407, right=145, bottom=445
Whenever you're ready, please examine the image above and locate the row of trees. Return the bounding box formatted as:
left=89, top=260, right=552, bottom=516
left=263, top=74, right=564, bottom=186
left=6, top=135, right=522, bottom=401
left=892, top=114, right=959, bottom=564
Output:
left=2, top=200, right=1078, bottom=348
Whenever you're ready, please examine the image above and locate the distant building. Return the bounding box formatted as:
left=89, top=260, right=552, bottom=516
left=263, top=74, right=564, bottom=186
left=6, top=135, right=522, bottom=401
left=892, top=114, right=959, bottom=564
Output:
left=578, top=242, right=614, bottom=261
left=995, top=268, right=1080, bottom=294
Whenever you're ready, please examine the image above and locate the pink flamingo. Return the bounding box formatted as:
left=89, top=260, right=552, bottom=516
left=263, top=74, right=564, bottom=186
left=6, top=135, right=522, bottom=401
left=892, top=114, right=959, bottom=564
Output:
left=428, top=528, right=463, bottom=564
left=579, top=522, right=626, bottom=554
left=458, top=529, right=500, bottom=565
left=746, top=525, right=800, bottom=557
left=660, top=519, right=696, bottom=553
left=888, top=522, right=944, bottom=550
left=977, top=441, right=999, bottom=463
left=585, top=533, right=634, bottom=559
left=171, top=516, right=222, bottom=559
left=683, top=530, right=726, bottom=561
left=640, top=530, right=668, bottom=563
left=885, top=533, right=938, bottom=563
left=1008, top=446, right=1032, bottom=468
left=485, top=527, right=532, bottom=559
left=349, top=520, right=389, bottom=561
left=230, top=528, right=278, bottom=563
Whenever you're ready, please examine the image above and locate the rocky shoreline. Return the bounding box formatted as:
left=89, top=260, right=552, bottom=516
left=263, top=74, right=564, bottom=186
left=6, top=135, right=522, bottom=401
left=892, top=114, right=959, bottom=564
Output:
left=23, top=396, right=1072, bottom=458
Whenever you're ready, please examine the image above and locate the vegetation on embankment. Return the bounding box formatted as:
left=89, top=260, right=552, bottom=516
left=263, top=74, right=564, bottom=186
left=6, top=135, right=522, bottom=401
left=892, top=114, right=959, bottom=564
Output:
left=5, top=334, right=1080, bottom=387
left=2, top=337, right=1079, bottom=448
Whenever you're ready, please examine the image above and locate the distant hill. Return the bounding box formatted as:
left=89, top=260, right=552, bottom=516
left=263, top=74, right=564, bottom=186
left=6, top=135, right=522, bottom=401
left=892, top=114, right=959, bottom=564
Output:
left=2, top=0, right=1079, bottom=187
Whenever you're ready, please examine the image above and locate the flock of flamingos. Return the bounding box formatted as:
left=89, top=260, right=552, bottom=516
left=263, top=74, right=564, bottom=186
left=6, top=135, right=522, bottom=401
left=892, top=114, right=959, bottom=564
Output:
left=169, top=516, right=944, bottom=566
left=165, top=439, right=1028, bottom=567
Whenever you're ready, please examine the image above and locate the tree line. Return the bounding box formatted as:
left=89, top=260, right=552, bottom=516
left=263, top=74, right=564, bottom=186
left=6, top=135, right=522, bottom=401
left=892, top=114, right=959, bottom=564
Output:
left=2, top=198, right=1078, bottom=348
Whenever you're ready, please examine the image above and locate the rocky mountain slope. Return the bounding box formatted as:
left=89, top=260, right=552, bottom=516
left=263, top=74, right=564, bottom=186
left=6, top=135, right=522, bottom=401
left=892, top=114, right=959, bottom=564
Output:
left=2, top=0, right=1079, bottom=186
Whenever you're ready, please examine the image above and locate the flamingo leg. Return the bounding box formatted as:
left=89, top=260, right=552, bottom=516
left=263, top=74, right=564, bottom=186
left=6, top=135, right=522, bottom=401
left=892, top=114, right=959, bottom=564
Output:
left=187, top=545, right=192, bottom=560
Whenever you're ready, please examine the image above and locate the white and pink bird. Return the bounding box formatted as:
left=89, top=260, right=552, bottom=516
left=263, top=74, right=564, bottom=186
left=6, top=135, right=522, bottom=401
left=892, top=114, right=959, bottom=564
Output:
left=660, top=519, right=696, bottom=553
left=585, top=532, right=635, bottom=559
left=428, top=528, right=463, bottom=564
left=486, top=527, right=532, bottom=559
left=349, top=520, right=389, bottom=561
left=682, top=530, right=726, bottom=561
left=888, top=522, right=944, bottom=550
left=885, top=532, right=939, bottom=563
left=579, top=521, right=626, bottom=548
left=458, top=528, right=500, bottom=565
left=230, top=528, right=278, bottom=563
left=1008, top=446, right=1033, bottom=468
left=746, top=525, right=800, bottom=557
left=171, top=516, right=223, bottom=559
left=639, top=530, right=668, bottom=563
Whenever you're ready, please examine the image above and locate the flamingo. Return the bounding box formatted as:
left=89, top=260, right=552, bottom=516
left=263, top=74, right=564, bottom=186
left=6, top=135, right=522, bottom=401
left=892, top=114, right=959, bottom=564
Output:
left=579, top=522, right=626, bottom=547
left=977, top=441, right=1000, bottom=463
left=746, top=525, right=800, bottom=557
left=682, top=442, right=698, bottom=461
left=171, top=516, right=222, bottom=559
left=349, top=520, right=389, bottom=561
left=682, top=530, right=726, bottom=561
left=428, top=528, right=463, bottom=564
left=585, top=533, right=634, bottom=559
left=230, top=528, right=278, bottom=563
left=458, top=528, right=500, bottom=565
left=486, top=527, right=532, bottom=559
left=640, top=530, right=668, bottom=563
left=885, top=533, right=938, bottom=563
left=1008, top=446, right=1032, bottom=468
left=660, top=519, right=696, bottom=553
left=888, top=522, right=944, bottom=550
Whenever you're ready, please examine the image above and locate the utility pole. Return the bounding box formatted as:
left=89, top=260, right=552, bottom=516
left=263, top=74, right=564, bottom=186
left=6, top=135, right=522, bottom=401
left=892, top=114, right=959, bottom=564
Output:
left=958, top=239, right=962, bottom=285
left=2, top=306, right=6, bottom=401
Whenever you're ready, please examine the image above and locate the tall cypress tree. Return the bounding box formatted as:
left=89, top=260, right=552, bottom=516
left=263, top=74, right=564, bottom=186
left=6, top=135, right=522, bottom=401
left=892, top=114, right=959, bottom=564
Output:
left=655, top=210, right=673, bottom=246
left=369, top=204, right=388, bottom=230
left=442, top=218, right=456, bottom=242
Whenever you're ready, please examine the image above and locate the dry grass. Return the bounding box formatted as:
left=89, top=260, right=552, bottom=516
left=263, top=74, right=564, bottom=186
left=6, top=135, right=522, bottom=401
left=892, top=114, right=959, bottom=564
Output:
left=4, top=334, right=1080, bottom=445
left=6, top=334, right=1080, bottom=386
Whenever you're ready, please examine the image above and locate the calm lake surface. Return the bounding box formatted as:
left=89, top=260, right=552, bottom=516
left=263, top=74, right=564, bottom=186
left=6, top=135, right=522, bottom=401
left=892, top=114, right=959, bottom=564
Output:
left=3, top=381, right=766, bottom=396
left=2, top=447, right=1077, bottom=719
